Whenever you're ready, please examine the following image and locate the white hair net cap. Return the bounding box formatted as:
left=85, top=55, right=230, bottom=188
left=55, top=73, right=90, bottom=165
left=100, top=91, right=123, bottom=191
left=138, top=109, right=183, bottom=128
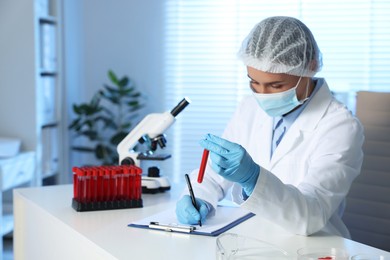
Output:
left=238, top=16, right=322, bottom=77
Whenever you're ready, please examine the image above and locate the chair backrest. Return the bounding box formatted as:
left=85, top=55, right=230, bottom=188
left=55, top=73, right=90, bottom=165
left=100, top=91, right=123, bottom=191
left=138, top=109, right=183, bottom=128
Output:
left=342, top=91, right=390, bottom=251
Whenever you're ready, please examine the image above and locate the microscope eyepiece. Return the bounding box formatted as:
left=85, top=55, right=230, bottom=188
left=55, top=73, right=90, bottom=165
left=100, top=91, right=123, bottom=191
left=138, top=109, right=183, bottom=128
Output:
left=170, top=97, right=190, bottom=117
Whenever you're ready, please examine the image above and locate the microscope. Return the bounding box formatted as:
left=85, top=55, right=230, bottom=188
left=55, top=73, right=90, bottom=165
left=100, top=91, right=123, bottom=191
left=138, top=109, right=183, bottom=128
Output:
left=117, top=98, right=190, bottom=193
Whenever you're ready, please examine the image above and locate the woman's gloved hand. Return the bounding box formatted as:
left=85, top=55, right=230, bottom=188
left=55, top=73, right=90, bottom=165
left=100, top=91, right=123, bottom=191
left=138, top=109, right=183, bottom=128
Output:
left=199, top=134, right=260, bottom=196
left=176, top=195, right=210, bottom=225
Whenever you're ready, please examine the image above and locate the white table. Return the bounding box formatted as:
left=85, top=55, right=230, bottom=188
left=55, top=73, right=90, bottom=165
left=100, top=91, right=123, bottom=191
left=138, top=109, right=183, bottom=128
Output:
left=13, top=185, right=390, bottom=259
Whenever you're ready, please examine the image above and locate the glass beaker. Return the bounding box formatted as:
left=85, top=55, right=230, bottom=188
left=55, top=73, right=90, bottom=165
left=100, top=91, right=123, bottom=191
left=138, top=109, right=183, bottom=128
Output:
left=351, top=254, right=390, bottom=260
left=216, top=233, right=291, bottom=260
left=297, top=247, right=349, bottom=260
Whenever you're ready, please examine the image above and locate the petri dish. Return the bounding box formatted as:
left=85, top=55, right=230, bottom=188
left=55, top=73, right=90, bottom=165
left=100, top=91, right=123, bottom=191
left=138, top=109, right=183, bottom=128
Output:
left=297, top=247, right=349, bottom=260
left=351, top=254, right=390, bottom=260
left=216, top=233, right=291, bottom=260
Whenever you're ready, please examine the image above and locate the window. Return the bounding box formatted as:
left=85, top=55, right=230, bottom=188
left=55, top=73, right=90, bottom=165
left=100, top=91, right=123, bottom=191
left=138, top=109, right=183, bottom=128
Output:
left=164, top=0, right=390, bottom=182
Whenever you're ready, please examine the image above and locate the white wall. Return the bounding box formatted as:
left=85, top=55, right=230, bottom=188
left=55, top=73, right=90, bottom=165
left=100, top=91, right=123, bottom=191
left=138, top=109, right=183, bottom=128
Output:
left=62, top=0, right=86, bottom=181
left=82, top=0, right=165, bottom=109
left=0, top=0, right=37, bottom=150
left=64, top=0, right=166, bottom=170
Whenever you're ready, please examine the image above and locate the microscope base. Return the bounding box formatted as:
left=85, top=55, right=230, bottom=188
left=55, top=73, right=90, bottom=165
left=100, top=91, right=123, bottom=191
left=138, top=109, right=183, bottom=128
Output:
left=141, top=176, right=171, bottom=194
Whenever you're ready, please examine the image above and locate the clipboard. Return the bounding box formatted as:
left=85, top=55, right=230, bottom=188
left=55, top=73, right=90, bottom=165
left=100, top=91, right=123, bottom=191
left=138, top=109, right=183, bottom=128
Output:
left=128, top=205, right=255, bottom=237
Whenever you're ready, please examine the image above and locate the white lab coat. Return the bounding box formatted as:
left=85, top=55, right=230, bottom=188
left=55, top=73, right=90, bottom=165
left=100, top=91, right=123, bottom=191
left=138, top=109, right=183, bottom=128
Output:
left=188, top=78, right=364, bottom=238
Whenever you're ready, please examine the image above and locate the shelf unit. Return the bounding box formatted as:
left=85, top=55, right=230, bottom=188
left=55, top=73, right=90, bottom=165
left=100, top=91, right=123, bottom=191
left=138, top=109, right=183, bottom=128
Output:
left=37, top=8, right=61, bottom=181
left=0, top=0, right=63, bottom=256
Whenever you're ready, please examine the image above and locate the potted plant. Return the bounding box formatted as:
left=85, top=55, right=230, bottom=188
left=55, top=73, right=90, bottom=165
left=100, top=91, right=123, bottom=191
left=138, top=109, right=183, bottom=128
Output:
left=69, top=70, right=144, bottom=165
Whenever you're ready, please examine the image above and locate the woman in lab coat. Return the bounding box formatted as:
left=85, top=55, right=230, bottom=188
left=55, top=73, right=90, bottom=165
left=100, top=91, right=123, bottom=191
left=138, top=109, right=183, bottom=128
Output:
left=175, top=16, right=364, bottom=238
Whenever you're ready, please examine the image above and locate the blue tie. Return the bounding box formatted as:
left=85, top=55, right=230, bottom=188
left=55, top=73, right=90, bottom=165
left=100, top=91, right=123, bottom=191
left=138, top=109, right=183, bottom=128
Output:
left=271, top=118, right=286, bottom=157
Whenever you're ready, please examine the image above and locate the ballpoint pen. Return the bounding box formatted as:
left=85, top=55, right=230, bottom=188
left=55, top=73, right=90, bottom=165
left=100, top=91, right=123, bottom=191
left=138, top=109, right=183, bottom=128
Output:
left=184, top=174, right=202, bottom=227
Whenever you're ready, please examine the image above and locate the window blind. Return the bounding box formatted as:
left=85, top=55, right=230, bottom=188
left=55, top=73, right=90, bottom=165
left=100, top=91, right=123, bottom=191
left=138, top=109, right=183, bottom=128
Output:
left=163, top=0, right=390, bottom=182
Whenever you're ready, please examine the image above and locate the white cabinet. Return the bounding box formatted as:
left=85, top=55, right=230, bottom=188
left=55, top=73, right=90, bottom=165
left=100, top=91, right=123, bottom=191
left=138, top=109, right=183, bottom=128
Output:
left=0, top=152, right=35, bottom=234
left=0, top=0, right=63, bottom=256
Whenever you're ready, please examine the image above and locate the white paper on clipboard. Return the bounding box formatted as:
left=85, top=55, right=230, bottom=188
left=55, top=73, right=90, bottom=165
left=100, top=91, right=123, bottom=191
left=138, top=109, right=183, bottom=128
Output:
left=128, top=205, right=255, bottom=237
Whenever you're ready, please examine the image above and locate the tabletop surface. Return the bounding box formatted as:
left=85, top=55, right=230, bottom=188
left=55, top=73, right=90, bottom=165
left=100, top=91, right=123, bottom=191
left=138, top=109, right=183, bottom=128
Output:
left=14, top=184, right=390, bottom=259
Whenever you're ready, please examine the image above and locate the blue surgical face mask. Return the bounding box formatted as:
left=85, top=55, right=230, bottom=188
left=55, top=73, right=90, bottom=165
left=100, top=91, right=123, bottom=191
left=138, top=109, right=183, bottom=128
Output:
left=253, top=77, right=308, bottom=117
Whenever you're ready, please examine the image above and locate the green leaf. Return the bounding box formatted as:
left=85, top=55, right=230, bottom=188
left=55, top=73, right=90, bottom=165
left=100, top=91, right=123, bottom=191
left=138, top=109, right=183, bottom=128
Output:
left=72, top=124, right=83, bottom=132
left=71, top=146, right=95, bottom=152
left=110, top=131, right=128, bottom=145
left=108, top=70, right=119, bottom=85
left=118, top=76, right=129, bottom=88
left=103, top=84, right=120, bottom=94
left=95, top=144, right=106, bottom=160
left=127, top=100, right=139, bottom=107
left=76, top=103, right=102, bottom=116
left=72, top=104, right=84, bottom=115
left=68, top=118, right=81, bottom=129
left=81, top=130, right=98, bottom=140
left=118, top=87, right=135, bottom=96
left=129, top=92, right=141, bottom=98
left=85, top=106, right=99, bottom=116
left=120, top=122, right=132, bottom=129
left=95, top=144, right=114, bottom=162
left=100, top=88, right=119, bottom=104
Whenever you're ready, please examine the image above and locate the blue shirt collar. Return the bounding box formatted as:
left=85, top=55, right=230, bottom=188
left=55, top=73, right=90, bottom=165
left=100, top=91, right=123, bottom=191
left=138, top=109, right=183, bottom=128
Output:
left=273, top=78, right=322, bottom=129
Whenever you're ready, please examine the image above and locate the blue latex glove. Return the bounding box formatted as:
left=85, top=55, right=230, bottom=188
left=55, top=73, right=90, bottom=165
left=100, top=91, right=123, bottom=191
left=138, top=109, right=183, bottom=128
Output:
left=176, top=195, right=210, bottom=225
left=199, top=134, right=260, bottom=196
